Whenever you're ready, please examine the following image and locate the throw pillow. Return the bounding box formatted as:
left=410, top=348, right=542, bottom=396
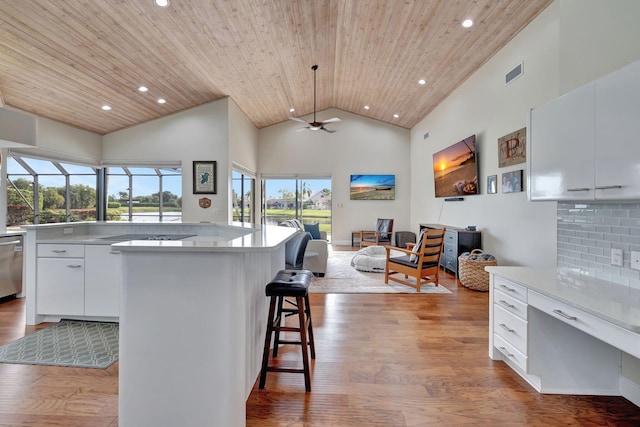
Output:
left=304, top=223, right=322, bottom=240
left=409, top=229, right=425, bottom=263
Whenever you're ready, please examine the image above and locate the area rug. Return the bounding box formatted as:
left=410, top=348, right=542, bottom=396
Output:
left=0, top=320, right=119, bottom=369
left=311, top=251, right=452, bottom=294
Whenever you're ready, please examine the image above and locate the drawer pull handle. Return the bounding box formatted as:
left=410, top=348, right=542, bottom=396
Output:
left=52, top=249, right=67, bottom=253
left=567, top=187, right=591, bottom=192
left=498, top=300, right=515, bottom=309
left=499, top=284, right=516, bottom=293
left=499, top=323, right=514, bottom=333
left=498, top=347, right=514, bottom=358
left=595, top=185, right=623, bottom=190
left=553, top=309, right=577, bottom=321
left=67, top=264, right=82, bottom=269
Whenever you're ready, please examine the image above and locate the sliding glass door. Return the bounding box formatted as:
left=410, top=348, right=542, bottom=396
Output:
left=261, top=177, right=332, bottom=238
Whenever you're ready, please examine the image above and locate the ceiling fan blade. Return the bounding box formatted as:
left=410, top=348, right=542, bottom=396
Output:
left=289, top=117, right=308, bottom=124
left=321, top=126, right=336, bottom=133
left=322, top=117, right=341, bottom=124
left=296, top=127, right=309, bottom=132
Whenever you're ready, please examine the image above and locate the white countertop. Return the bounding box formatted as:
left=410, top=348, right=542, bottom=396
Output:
left=486, top=266, right=640, bottom=333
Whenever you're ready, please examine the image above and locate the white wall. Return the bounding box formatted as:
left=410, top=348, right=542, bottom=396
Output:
left=410, top=2, right=560, bottom=267
left=11, top=116, right=102, bottom=165
left=258, top=108, right=410, bottom=245
left=102, top=99, right=231, bottom=223
left=228, top=99, right=259, bottom=218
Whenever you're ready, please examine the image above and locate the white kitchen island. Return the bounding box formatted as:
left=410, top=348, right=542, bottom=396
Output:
left=112, top=224, right=296, bottom=427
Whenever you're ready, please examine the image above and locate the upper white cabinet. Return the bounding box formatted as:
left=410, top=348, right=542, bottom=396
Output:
left=529, top=83, right=595, bottom=200
left=594, top=59, right=640, bottom=200
left=529, top=59, right=640, bottom=201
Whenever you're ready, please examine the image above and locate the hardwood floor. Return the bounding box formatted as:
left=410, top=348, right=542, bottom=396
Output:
left=0, top=245, right=637, bottom=425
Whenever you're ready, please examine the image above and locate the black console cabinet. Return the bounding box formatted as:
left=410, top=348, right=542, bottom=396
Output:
left=419, top=224, right=482, bottom=276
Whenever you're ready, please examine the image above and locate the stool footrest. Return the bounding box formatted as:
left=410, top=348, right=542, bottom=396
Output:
left=266, top=367, right=306, bottom=374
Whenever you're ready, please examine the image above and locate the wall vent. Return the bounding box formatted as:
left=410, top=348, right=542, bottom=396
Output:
left=505, top=61, right=524, bottom=86
left=423, top=131, right=429, bottom=140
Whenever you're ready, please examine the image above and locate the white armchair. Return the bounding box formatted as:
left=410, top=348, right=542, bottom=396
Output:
left=280, top=220, right=328, bottom=277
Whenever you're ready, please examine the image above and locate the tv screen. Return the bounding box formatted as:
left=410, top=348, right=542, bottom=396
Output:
left=433, top=135, right=478, bottom=197
left=350, top=174, right=395, bottom=200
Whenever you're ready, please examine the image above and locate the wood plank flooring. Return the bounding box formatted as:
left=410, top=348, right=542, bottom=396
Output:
left=0, top=245, right=637, bottom=425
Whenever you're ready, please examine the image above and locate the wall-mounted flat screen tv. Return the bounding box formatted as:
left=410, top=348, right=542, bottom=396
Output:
left=432, top=135, right=478, bottom=197
left=350, top=174, right=395, bottom=200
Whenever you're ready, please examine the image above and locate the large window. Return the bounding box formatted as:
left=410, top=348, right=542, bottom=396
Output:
left=232, top=169, right=255, bottom=223
left=261, top=177, right=332, bottom=238
left=105, top=166, right=182, bottom=222
left=5, top=155, right=182, bottom=228
left=7, top=156, right=97, bottom=226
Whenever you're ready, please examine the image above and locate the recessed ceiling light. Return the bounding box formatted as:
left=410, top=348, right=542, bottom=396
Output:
left=418, top=79, right=426, bottom=85
left=101, top=105, right=111, bottom=111
left=157, top=98, right=166, bottom=104
left=289, top=108, right=295, bottom=113
left=393, top=114, right=399, bottom=119
left=364, top=105, right=370, bottom=110
left=155, top=0, right=170, bottom=7
left=138, top=86, right=149, bottom=92
left=462, top=19, right=473, bottom=28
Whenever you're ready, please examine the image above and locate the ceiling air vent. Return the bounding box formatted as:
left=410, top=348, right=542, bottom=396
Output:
left=505, top=61, right=524, bottom=86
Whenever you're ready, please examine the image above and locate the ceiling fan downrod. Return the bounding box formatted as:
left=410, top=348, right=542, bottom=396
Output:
left=312, top=64, right=318, bottom=124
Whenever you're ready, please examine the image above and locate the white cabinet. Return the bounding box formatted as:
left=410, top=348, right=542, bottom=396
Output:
left=84, top=245, right=120, bottom=317
left=594, top=59, right=640, bottom=200
left=36, top=245, right=85, bottom=316
left=529, top=58, right=640, bottom=201
left=529, top=83, right=595, bottom=200
left=36, top=243, right=120, bottom=319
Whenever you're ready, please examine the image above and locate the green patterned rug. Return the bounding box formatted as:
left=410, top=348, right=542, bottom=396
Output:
left=0, top=320, right=119, bottom=369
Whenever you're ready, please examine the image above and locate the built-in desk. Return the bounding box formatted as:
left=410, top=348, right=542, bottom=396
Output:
left=487, top=267, right=640, bottom=407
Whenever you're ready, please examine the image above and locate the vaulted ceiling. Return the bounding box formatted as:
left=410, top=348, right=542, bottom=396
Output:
left=0, top=0, right=553, bottom=135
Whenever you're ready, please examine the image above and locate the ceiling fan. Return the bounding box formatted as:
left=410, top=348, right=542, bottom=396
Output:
left=289, top=65, right=341, bottom=133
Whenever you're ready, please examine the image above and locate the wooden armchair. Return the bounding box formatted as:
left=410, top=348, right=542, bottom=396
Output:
left=384, top=227, right=445, bottom=292
left=360, top=218, right=394, bottom=248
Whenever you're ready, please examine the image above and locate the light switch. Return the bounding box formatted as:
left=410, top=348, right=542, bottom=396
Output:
left=631, top=251, right=640, bottom=271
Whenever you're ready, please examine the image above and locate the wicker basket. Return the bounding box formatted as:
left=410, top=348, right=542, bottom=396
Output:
left=458, top=249, right=497, bottom=291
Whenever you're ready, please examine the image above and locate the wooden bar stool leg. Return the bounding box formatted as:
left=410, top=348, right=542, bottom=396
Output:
left=305, top=295, right=316, bottom=359
left=259, top=296, right=277, bottom=389
left=296, top=296, right=311, bottom=392
left=272, top=296, right=284, bottom=357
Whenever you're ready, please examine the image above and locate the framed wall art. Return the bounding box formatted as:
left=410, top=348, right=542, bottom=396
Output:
left=487, top=175, right=497, bottom=194
left=193, top=161, right=217, bottom=194
left=501, top=170, right=523, bottom=193
left=498, top=127, right=526, bottom=167
left=350, top=174, right=395, bottom=200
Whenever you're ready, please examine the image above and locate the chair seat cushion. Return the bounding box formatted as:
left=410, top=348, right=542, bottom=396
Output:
left=266, top=270, right=314, bottom=297
left=389, top=255, right=439, bottom=270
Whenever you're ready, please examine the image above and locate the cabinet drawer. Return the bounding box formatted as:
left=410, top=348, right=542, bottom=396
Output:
left=494, top=333, right=528, bottom=373
left=494, top=305, right=528, bottom=354
left=494, top=289, right=528, bottom=320
left=528, top=290, right=640, bottom=359
left=444, top=230, right=458, bottom=247
left=493, top=276, right=527, bottom=303
left=38, top=244, right=85, bottom=258
left=443, top=254, right=457, bottom=273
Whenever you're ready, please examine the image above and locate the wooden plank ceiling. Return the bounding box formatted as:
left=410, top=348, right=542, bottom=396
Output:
left=0, top=0, right=553, bottom=135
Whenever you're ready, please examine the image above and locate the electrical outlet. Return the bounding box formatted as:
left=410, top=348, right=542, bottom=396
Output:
left=631, top=251, right=640, bottom=271
left=611, top=248, right=623, bottom=267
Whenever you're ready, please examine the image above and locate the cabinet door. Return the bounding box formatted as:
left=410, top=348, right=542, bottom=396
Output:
left=36, top=258, right=84, bottom=315
left=529, top=83, right=596, bottom=200
left=84, top=245, right=120, bottom=317
left=595, top=59, right=640, bottom=200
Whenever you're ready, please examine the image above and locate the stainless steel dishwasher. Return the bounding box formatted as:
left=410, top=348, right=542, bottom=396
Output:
left=0, top=234, right=23, bottom=298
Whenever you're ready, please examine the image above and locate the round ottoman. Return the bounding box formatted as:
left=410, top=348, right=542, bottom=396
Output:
left=350, top=246, right=403, bottom=273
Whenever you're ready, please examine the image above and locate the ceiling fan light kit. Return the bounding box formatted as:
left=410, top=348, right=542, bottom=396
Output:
left=289, top=65, right=341, bottom=133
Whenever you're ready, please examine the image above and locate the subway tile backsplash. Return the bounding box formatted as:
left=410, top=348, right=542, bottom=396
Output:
left=557, top=202, right=640, bottom=289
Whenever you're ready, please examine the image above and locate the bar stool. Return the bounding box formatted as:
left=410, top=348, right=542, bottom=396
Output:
left=259, top=269, right=316, bottom=392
